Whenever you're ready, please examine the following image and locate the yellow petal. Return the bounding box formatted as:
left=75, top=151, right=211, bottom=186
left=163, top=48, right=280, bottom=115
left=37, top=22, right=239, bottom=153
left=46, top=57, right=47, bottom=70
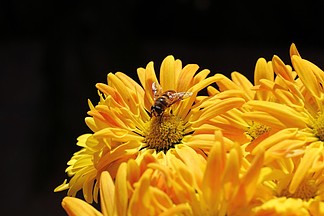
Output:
left=62, top=197, right=103, bottom=216
left=308, top=199, right=324, bottom=216
left=100, top=171, right=115, bottom=216
left=289, top=146, right=323, bottom=194
left=245, top=101, right=308, bottom=128
left=177, top=64, right=199, bottom=92
left=128, top=169, right=154, bottom=215
left=95, top=141, right=139, bottom=173
left=159, top=204, right=192, bottom=216
left=95, top=83, right=126, bottom=107
left=160, top=55, right=176, bottom=90
left=292, top=55, right=321, bottom=99
left=85, top=117, right=97, bottom=132
left=215, top=73, right=240, bottom=91
left=93, top=127, right=142, bottom=142
left=254, top=58, right=274, bottom=101
left=254, top=58, right=274, bottom=85
left=115, top=72, right=145, bottom=97
left=137, top=61, right=158, bottom=111
left=272, top=55, right=294, bottom=81
left=54, top=179, right=69, bottom=192
left=190, top=98, right=245, bottom=127
left=115, top=163, right=128, bottom=216
left=234, top=149, right=264, bottom=207
left=266, top=139, right=306, bottom=158
left=222, top=145, right=240, bottom=193
left=83, top=175, right=96, bottom=203
left=193, top=69, right=210, bottom=84
left=252, top=128, right=304, bottom=155
left=150, top=187, right=174, bottom=211
left=107, top=73, right=133, bottom=103
left=305, top=59, right=324, bottom=92
left=177, top=75, right=219, bottom=118
left=202, top=138, right=225, bottom=209
left=273, top=88, right=304, bottom=108
left=290, top=43, right=301, bottom=58
left=207, top=86, right=220, bottom=95
left=174, top=145, right=205, bottom=186
left=126, top=159, right=140, bottom=186
left=77, top=134, right=93, bottom=147
left=231, top=71, right=254, bottom=100
left=242, top=111, right=288, bottom=129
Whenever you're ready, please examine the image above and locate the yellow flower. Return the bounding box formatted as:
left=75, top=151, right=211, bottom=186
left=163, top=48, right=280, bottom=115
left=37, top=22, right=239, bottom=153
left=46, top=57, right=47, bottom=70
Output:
left=252, top=143, right=324, bottom=215
left=57, top=44, right=324, bottom=215
left=61, top=131, right=268, bottom=216
left=205, top=54, right=277, bottom=146
left=242, top=44, right=324, bottom=157
left=55, top=55, right=245, bottom=203
left=163, top=131, right=268, bottom=216
left=236, top=44, right=324, bottom=214
left=61, top=146, right=201, bottom=216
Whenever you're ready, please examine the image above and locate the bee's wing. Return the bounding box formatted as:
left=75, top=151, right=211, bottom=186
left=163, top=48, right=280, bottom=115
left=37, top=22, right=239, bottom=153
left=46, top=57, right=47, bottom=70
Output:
left=168, top=91, right=193, bottom=104
left=152, top=82, right=163, bottom=98
left=176, top=91, right=193, bottom=99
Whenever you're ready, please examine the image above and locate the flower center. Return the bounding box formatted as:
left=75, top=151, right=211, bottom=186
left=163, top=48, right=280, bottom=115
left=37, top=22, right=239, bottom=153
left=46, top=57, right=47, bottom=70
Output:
left=281, top=179, right=317, bottom=200
left=246, top=122, right=271, bottom=140
left=313, top=112, right=324, bottom=141
left=143, top=114, right=186, bottom=152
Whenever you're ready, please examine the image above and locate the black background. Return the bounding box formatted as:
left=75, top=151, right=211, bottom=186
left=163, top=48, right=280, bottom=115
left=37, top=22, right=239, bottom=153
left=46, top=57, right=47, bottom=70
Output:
left=2, top=0, right=324, bottom=215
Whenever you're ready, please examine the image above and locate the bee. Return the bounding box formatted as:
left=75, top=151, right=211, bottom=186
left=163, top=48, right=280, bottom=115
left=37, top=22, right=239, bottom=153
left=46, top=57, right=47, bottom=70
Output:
left=150, top=82, right=193, bottom=117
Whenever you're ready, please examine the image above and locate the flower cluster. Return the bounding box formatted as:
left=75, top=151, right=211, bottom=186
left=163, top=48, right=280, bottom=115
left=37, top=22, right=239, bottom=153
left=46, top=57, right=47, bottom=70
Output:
left=56, top=44, right=324, bottom=215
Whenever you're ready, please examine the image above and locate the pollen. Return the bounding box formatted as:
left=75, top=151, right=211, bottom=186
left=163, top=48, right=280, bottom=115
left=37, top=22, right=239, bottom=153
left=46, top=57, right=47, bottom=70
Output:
left=313, top=112, right=324, bottom=141
left=281, top=179, right=317, bottom=201
left=246, top=122, right=271, bottom=140
left=143, top=114, right=186, bottom=152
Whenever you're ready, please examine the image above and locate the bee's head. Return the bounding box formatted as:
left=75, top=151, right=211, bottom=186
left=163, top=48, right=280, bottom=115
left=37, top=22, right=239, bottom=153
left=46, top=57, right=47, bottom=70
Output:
left=151, top=105, right=163, bottom=117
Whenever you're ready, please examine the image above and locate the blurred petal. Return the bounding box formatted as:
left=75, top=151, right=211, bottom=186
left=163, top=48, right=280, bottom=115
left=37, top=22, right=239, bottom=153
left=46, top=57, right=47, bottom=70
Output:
left=62, top=197, right=103, bottom=216
left=100, top=171, right=115, bottom=216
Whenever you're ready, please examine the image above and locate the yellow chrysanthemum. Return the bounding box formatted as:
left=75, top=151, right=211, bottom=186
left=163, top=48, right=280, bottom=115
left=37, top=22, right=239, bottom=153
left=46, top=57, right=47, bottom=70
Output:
left=252, top=142, right=324, bottom=215
left=55, top=55, right=245, bottom=203
left=61, top=131, right=269, bottom=216
left=234, top=44, right=324, bottom=213
left=57, top=44, right=324, bottom=216
left=199, top=44, right=324, bottom=214
left=61, top=143, right=206, bottom=215
left=243, top=44, right=322, bottom=153
left=159, top=131, right=269, bottom=216
left=205, top=54, right=279, bottom=147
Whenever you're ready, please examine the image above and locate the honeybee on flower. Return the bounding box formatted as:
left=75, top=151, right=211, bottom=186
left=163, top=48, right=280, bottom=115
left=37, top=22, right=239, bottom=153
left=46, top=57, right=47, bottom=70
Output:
left=150, top=82, right=193, bottom=117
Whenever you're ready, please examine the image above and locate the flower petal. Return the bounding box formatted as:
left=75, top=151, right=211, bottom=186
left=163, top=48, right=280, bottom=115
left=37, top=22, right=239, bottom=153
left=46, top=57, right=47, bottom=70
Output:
left=231, top=71, right=254, bottom=100
left=160, top=55, right=177, bottom=90
left=292, top=55, right=321, bottom=99
left=62, top=197, right=103, bottom=216
left=254, top=58, right=274, bottom=100
left=115, top=163, right=128, bottom=216
left=100, top=171, right=115, bottom=216
left=251, top=128, right=305, bottom=156
left=201, top=138, right=225, bottom=211
left=289, top=145, right=323, bottom=194
left=177, top=64, right=199, bottom=92
left=245, top=101, right=308, bottom=128
left=272, top=55, right=294, bottom=82
left=290, top=43, right=301, bottom=58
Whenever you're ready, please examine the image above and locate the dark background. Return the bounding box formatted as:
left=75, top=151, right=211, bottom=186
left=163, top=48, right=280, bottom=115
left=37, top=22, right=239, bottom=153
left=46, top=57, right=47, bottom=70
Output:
left=1, top=0, right=324, bottom=215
